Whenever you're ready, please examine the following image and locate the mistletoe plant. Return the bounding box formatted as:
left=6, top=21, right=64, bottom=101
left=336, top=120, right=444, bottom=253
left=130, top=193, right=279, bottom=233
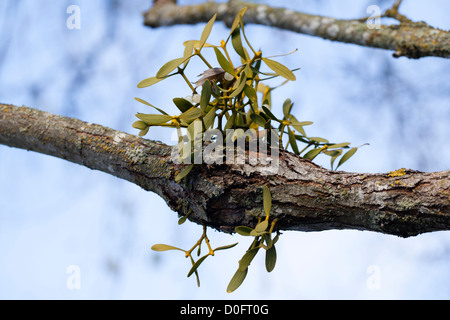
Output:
left=133, top=8, right=359, bottom=292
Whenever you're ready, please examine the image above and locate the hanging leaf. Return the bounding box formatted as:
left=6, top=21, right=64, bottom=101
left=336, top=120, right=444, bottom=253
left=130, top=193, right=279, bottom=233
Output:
left=151, top=244, right=184, bottom=252
left=263, top=185, right=272, bottom=216
left=238, top=247, right=259, bottom=271
left=137, top=76, right=164, bottom=88
left=187, top=254, right=209, bottom=278
left=135, top=97, right=169, bottom=115
left=262, top=58, right=296, bottom=81
left=265, top=245, right=277, bottom=272
left=136, top=113, right=172, bottom=125
left=227, top=268, right=248, bottom=293
left=213, top=242, right=239, bottom=252
left=336, top=147, right=357, bottom=170
left=199, top=13, right=217, bottom=49
left=175, top=164, right=194, bottom=181
left=156, top=56, right=187, bottom=79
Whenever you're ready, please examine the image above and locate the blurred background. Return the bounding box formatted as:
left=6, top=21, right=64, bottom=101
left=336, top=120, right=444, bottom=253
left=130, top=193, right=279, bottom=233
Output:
left=0, top=0, right=449, bottom=299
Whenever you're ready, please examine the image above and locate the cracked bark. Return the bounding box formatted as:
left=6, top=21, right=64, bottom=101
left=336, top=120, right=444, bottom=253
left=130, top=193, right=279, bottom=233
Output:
left=1, top=104, right=449, bottom=238
left=143, top=0, right=450, bottom=59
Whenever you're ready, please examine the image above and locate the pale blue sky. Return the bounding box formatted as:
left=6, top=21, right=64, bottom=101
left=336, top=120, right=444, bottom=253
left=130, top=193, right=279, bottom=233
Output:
left=0, top=0, right=449, bottom=299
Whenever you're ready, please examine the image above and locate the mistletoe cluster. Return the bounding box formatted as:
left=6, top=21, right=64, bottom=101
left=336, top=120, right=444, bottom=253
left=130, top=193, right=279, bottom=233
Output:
left=133, top=8, right=359, bottom=292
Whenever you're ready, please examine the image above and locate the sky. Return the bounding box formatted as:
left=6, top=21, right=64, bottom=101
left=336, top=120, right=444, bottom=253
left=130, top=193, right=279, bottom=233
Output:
left=0, top=0, right=449, bottom=299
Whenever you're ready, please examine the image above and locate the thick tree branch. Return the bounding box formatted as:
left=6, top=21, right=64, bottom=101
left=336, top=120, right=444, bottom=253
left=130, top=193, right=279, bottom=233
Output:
left=143, top=1, right=450, bottom=59
left=1, top=104, right=450, bottom=237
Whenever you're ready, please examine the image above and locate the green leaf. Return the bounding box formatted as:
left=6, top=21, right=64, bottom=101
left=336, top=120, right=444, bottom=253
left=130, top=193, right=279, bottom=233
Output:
left=178, top=215, right=187, bottom=225
left=262, top=58, right=296, bottom=81
left=288, top=127, right=300, bottom=155
left=229, top=71, right=247, bottom=98
left=213, top=47, right=236, bottom=76
left=303, top=147, right=322, bottom=160
left=230, top=7, right=247, bottom=34
left=214, top=242, right=239, bottom=252
left=199, top=13, right=217, bottom=49
left=187, top=254, right=209, bottom=278
left=254, top=219, right=269, bottom=233
left=132, top=120, right=148, bottom=130
left=238, top=247, right=259, bottom=271
left=137, top=76, right=164, bottom=88
left=203, top=107, right=216, bottom=130
left=265, top=245, right=277, bottom=272
left=179, top=108, right=202, bottom=124
left=175, top=164, right=194, bottom=182
left=231, top=27, right=248, bottom=60
left=243, top=84, right=257, bottom=104
left=261, top=105, right=279, bottom=121
left=327, top=142, right=351, bottom=149
left=136, top=113, right=172, bottom=125
left=200, top=80, right=212, bottom=111
left=336, top=147, right=357, bottom=170
left=183, top=40, right=195, bottom=67
left=135, top=97, right=169, bottom=115
left=282, top=98, right=293, bottom=119
left=239, top=14, right=256, bottom=54
left=235, top=226, right=254, bottom=236
left=263, top=185, right=272, bottom=216
left=224, top=112, right=236, bottom=130
left=173, top=97, right=193, bottom=113
left=151, top=244, right=184, bottom=252
left=309, top=137, right=329, bottom=144
left=156, top=57, right=187, bottom=79
left=250, top=113, right=267, bottom=127
left=227, top=268, right=248, bottom=293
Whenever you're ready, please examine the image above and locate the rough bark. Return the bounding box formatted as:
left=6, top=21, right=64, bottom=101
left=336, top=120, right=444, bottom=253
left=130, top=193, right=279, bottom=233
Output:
left=143, top=1, right=450, bottom=59
left=1, top=104, right=449, bottom=237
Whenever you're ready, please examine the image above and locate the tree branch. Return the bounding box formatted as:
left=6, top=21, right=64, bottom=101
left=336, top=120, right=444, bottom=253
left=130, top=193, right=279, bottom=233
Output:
left=1, top=103, right=450, bottom=237
left=143, top=0, right=450, bottom=59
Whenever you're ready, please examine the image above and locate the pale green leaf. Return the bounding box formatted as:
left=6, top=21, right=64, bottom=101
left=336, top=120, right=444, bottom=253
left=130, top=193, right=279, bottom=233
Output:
left=255, top=219, right=269, bottom=233
left=238, top=248, right=259, bottom=271
left=151, top=244, right=184, bottom=252
left=156, top=57, right=186, bottom=79
left=132, top=120, right=148, bottom=130
left=214, top=47, right=236, bottom=76
left=199, top=13, right=217, bottom=49
left=137, top=76, right=164, bottom=88
left=282, top=98, right=293, bottom=118
left=262, top=58, right=296, bottom=81
left=179, top=108, right=202, bottom=124
left=303, top=147, right=322, bottom=160
left=229, top=71, right=247, bottom=98
left=136, top=113, right=172, bottom=125
left=203, top=107, right=216, bottom=130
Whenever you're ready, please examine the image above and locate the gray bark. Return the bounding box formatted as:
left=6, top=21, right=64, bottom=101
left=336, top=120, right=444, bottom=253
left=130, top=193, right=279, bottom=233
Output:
left=143, top=1, right=450, bottom=59
left=1, top=104, right=449, bottom=237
